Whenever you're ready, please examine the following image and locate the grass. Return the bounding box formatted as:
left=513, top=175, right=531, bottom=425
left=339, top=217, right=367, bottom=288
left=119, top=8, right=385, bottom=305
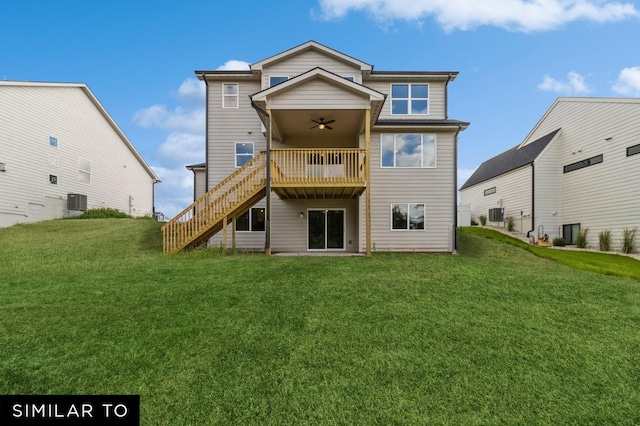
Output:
left=1, top=219, right=640, bottom=424
left=462, top=226, right=640, bottom=280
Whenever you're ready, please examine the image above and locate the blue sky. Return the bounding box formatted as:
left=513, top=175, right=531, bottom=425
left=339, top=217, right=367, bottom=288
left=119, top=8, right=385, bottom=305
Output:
left=2, top=0, right=639, bottom=218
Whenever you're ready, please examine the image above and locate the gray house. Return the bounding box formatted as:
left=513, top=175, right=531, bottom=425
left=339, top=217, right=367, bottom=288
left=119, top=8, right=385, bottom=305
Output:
left=164, top=41, right=469, bottom=254
left=0, top=81, right=159, bottom=227
left=460, top=97, right=640, bottom=249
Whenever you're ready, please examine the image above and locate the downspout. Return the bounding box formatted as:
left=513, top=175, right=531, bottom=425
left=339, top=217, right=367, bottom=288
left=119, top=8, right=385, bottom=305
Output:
left=250, top=99, right=271, bottom=255
left=453, top=124, right=462, bottom=253
left=445, top=73, right=452, bottom=120
left=201, top=73, right=210, bottom=192
left=527, top=163, right=535, bottom=242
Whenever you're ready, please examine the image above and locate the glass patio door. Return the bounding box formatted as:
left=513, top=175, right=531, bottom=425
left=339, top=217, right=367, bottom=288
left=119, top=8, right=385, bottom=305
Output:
left=308, top=209, right=345, bottom=250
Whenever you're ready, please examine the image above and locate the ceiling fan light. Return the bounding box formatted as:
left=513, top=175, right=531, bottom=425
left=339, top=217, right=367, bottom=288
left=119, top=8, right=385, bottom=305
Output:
left=318, top=123, right=325, bottom=130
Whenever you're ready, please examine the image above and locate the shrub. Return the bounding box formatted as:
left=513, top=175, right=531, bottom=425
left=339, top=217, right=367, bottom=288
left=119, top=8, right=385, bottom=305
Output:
left=507, top=216, right=515, bottom=232
left=621, top=228, right=637, bottom=254
left=470, top=218, right=479, bottom=226
left=599, top=230, right=611, bottom=252
left=552, top=237, right=566, bottom=247
left=479, top=215, right=487, bottom=226
left=71, top=208, right=132, bottom=219
left=575, top=227, right=589, bottom=249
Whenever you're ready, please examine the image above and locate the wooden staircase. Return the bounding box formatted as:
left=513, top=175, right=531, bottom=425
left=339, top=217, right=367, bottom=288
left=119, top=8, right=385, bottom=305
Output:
left=162, top=153, right=266, bottom=254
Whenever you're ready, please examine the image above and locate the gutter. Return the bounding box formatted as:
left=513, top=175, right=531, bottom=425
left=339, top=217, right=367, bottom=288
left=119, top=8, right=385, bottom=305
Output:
left=454, top=124, right=463, bottom=253
left=250, top=99, right=272, bottom=255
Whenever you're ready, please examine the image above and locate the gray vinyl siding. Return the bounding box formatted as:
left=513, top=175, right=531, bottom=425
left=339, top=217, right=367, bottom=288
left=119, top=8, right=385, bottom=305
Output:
left=363, top=131, right=456, bottom=252
left=207, top=79, right=265, bottom=189
left=0, top=84, right=156, bottom=227
left=267, top=79, right=370, bottom=110
left=364, top=80, right=447, bottom=120
left=213, top=198, right=360, bottom=253
left=459, top=166, right=532, bottom=234
left=193, top=168, right=206, bottom=200
left=262, top=50, right=361, bottom=88
left=272, top=199, right=359, bottom=253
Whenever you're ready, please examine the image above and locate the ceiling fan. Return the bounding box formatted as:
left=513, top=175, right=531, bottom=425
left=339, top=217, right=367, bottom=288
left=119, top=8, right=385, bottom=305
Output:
left=310, top=118, right=335, bottom=130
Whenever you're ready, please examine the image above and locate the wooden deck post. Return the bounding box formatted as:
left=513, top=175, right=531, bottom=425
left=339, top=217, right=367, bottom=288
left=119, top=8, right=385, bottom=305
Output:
left=365, top=109, right=372, bottom=256
left=222, top=216, right=227, bottom=249
left=231, top=215, right=236, bottom=250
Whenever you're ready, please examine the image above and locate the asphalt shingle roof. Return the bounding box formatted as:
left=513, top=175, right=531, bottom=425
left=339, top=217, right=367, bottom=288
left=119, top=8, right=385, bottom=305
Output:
left=460, top=129, right=560, bottom=190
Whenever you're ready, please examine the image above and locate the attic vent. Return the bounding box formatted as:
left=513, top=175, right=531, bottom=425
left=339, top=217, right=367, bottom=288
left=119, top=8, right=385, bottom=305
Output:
left=488, top=207, right=504, bottom=222
left=68, top=193, right=87, bottom=211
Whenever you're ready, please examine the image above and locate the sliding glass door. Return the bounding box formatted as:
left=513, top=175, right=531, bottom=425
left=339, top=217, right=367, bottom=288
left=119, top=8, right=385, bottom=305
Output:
left=308, top=209, right=345, bottom=251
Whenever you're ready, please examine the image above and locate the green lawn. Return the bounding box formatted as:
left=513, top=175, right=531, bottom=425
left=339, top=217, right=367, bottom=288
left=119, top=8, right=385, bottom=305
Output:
left=1, top=219, right=639, bottom=424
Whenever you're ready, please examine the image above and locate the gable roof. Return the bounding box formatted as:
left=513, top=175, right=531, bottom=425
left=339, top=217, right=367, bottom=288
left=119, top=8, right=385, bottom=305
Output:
left=460, top=129, right=560, bottom=190
left=250, top=67, right=385, bottom=102
left=0, top=80, right=159, bottom=182
left=250, top=40, right=373, bottom=73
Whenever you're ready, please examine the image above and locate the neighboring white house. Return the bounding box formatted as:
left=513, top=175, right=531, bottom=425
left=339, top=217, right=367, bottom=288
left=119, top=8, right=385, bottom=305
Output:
left=163, top=41, right=469, bottom=254
left=0, top=81, right=159, bottom=227
left=460, top=97, right=640, bottom=250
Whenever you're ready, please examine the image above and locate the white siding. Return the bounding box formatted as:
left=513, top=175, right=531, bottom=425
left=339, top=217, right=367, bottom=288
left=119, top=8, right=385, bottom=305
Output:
left=533, top=137, right=562, bottom=240
left=460, top=166, right=533, bottom=234
left=0, top=84, right=156, bottom=227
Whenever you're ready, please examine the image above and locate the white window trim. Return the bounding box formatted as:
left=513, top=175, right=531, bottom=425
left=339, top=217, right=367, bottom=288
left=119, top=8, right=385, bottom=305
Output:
left=222, top=83, right=239, bottom=109
left=380, top=134, right=437, bottom=168
left=236, top=207, right=266, bottom=232
left=235, top=142, right=255, bottom=168
left=268, top=76, right=289, bottom=87
left=389, top=83, right=429, bottom=116
left=390, top=203, right=426, bottom=231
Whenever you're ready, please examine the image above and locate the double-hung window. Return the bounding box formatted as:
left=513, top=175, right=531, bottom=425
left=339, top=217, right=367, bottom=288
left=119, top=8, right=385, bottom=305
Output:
left=78, top=158, right=91, bottom=185
left=391, top=84, right=428, bottom=115
left=235, top=142, right=254, bottom=167
left=222, top=83, right=239, bottom=108
left=381, top=134, right=436, bottom=168
left=269, top=76, right=288, bottom=87
left=236, top=208, right=266, bottom=232
left=391, top=203, right=425, bottom=230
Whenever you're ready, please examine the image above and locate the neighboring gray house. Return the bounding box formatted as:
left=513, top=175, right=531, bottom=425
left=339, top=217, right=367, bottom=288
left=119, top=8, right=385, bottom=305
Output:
left=0, top=81, right=159, bottom=227
left=460, top=97, right=640, bottom=249
left=164, top=41, right=469, bottom=254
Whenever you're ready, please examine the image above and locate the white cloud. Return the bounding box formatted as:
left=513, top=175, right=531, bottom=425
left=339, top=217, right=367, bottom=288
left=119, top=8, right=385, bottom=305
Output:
left=156, top=132, right=205, bottom=166
left=612, top=66, right=640, bottom=96
left=457, top=167, right=477, bottom=188
left=132, top=104, right=204, bottom=134
left=216, top=60, right=251, bottom=71
left=537, top=71, right=593, bottom=95
left=176, top=78, right=206, bottom=103
left=133, top=77, right=208, bottom=219
left=151, top=165, right=195, bottom=219
left=316, top=0, right=639, bottom=32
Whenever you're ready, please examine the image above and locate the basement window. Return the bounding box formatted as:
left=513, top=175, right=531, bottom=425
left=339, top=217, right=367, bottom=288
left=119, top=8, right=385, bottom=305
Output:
left=236, top=208, right=265, bottom=232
